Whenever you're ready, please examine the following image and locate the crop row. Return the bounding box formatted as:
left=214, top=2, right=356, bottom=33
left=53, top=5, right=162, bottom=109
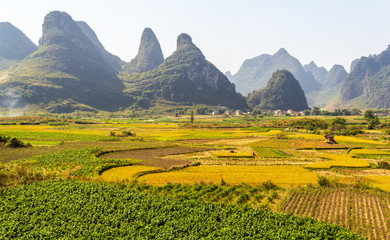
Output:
left=281, top=187, right=390, bottom=240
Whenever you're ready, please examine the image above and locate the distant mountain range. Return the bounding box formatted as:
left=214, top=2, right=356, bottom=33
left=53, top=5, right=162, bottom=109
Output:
left=231, top=48, right=321, bottom=96
left=306, top=64, right=348, bottom=108
left=303, top=61, right=327, bottom=84
left=0, top=11, right=247, bottom=112
left=1, top=10, right=390, bottom=112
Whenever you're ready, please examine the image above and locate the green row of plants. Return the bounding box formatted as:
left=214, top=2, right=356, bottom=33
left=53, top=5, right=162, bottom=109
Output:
left=0, top=180, right=365, bottom=239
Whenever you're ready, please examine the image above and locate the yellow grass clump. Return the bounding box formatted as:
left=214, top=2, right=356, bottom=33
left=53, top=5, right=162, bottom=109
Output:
left=305, top=153, right=371, bottom=169
left=206, top=138, right=262, bottom=146
left=335, top=136, right=387, bottom=145
left=289, top=133, right=323, bottom=140
left=349, top=149, right=390, bottom=155
left=364, top=176, right=390, bottom=192
left=290, top=133, right=386, bottom=145
left=256, top=130, right=282, bottom=136
left=139, top=165, right=318, bottom=187
left=100, top=165, right=162, bottom=182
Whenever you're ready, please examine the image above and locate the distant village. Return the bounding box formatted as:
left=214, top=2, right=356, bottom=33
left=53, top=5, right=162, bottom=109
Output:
left=212, top=107, right=390, bottom=117
left=212, top=108, right=308, bottom=116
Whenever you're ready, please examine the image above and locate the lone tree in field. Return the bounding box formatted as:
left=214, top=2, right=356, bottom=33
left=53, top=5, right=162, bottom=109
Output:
left=190, top=110, right=195, bottom=124
left=364, top=109, right=380, bottom=129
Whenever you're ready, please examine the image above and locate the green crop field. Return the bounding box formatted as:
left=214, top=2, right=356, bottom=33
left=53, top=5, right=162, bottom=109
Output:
left=1, top=114, right=389, bottom=239
left=0, top=180, right=364, bottom=239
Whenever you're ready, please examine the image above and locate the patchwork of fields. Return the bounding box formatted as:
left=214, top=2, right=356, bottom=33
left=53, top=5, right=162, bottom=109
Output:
left=1, top=115, right=390, bottom=239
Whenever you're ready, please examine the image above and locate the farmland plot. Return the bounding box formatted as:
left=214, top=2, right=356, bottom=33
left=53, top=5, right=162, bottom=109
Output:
left=281, top=187, right=390, bottom=240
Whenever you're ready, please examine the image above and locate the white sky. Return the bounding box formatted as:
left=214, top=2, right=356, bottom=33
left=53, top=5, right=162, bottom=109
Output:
left=1, top=0, right=390, bottom=73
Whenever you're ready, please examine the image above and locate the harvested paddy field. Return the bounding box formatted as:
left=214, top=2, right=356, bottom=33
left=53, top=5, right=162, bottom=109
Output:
left=99, top=147, right=212, bottom=169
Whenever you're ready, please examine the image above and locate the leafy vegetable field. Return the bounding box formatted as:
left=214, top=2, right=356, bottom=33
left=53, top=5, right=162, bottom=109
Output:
left=0, top=180, right=364, bottom=239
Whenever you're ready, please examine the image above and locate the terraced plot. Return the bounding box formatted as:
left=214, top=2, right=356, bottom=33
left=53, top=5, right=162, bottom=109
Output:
left=99, top=147, right=210, bottom=169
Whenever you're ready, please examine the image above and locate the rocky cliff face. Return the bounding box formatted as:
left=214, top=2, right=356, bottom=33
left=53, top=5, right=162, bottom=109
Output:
left=124, top=33, right=247, bottom=110
left=0, top=11, right=130, bottom=112
left=124, top=28, right=164, bottom=74
left=76, top=21, right=123, bottom=71
left=38, top=12, right=103, bottom=61
left=303, top=61, right=328, bottom=84
left=231, top=48, right=321, bottom=96
left=248, top=70, right=308, bottom=111
left=339, top=45, right=390, bottom=108
left=349, top=58, right=360, bottom=72
left=323, top=65, right=348, bottom=88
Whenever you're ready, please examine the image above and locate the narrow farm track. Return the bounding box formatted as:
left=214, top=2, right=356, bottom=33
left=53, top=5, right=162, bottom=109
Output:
left=281, top=187, right=390, bottom=240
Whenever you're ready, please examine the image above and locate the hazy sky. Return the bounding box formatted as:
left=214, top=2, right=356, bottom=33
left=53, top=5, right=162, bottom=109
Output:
left=1, top=0, right=390, bottom=74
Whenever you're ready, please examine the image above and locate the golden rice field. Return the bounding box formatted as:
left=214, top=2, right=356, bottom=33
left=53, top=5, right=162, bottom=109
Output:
left=139, top=165, right=318, bottom=187
left=210, top=147, right=255, bottom=158
left=248, top=138, right=347, bottom=149
left=364, top=176, right=390, bottom=191
left=305, top=153, right=371, bottom=169
left=290, top=133, right=387, bottom=145
left=100, top=165, right=162, bottom=182
left=349, top=148, right=390, bottom=155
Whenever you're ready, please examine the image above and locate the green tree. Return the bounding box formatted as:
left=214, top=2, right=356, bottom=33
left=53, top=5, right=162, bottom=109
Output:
left=311, top=107, right=321, bottom=116
left=190, top=110, right=195, bottom=124
left=350, top=108, right=361, bottom=115
left=364, top=109, right=375, bottom=121
left=364, top=110, right=380, bottom=129
left=331, top=117, right=347, bottom=126
left=329, top=117, right=347, bottom=131
left=303, top=109, right=310, bottom=116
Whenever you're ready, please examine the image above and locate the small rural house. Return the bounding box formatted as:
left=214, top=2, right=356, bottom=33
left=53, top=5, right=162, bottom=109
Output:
left=324, top=134, right=335, bottom=143
left=235, top=110, right=243, bottom=116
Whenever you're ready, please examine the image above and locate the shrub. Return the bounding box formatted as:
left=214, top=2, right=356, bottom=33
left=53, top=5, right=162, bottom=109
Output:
left=220, top=178, right=227, bottom=186
left=378, top=161, right=390, bottom=169
left=5, top=137, right=26, bottom=148
left=276, top=134, right=288, bottom=139
left=0, top=135, right=10, bottom=143
left=289, top=118, right=328, bottom=130
left=236, top=193, right=250, bottom=204
left=122, top=131, right=136, bottom=137
left=261, top=180, right=279, bottom=191
left=318, top=176, right=331, bottom=187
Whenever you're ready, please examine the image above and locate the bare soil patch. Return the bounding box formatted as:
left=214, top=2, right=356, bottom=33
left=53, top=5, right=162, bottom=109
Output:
left=99, top=147, right=212, bottom=169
